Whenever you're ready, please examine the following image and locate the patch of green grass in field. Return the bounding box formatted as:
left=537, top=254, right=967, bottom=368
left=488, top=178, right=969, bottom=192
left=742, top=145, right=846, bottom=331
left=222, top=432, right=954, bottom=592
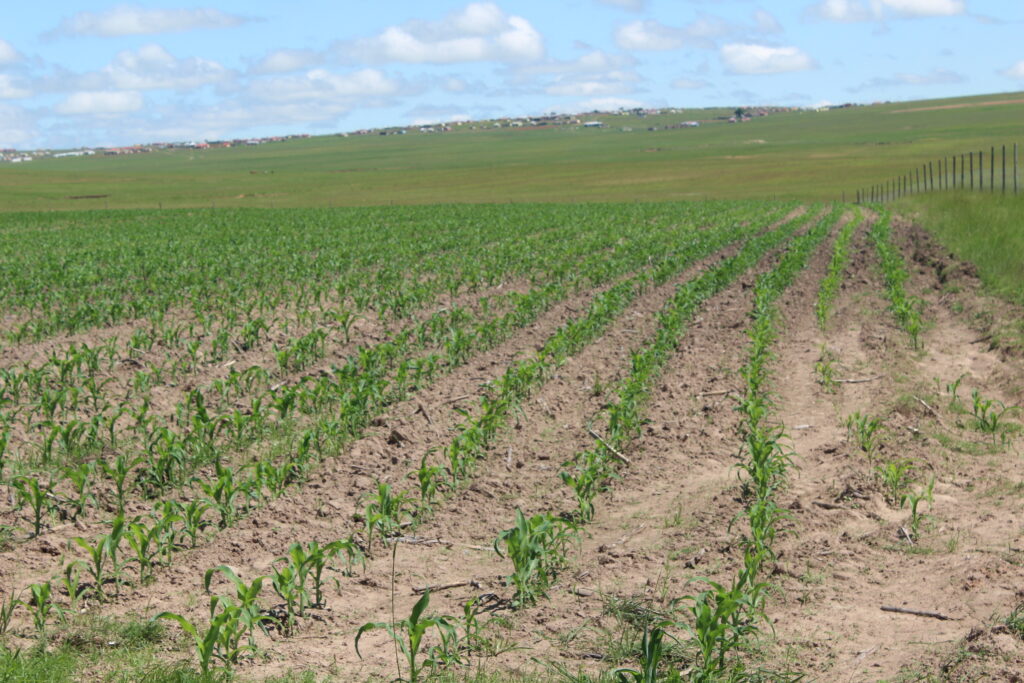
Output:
left=0, top=616, right=205, bottom=683
left=898, top=191, right=1024, bottom=305
left=2, top=91, right=1022, bottom=211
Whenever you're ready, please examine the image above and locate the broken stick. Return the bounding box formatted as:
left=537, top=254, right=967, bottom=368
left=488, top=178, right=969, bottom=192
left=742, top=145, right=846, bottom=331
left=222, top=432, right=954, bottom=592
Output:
left=412, top=579, right=481, bottom=595
left=834, top=376, right=882, bottom=384
left=913, top=395, right=946, bottom=428
left=587, top=428, right=631, bottom=464
left=881, top=605, right=953, bottom=621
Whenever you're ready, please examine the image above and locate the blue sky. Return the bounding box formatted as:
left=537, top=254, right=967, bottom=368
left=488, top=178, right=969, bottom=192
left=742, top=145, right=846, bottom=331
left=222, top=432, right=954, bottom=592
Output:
left=1, top=0, right=1022, bottom=149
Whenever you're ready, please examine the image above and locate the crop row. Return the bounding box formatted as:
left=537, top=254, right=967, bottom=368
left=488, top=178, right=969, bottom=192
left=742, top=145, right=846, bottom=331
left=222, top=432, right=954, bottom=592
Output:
left=868, top=208, right=924, bottom=347
left=464, top=206, right=841, bottom=682
left=815, top=207, right=862, bottom=328
left=0, top=212, right=683, bottom=540
left=0, top=203, right=786, bottom=652
left=357, top=206, right=826, bottom=682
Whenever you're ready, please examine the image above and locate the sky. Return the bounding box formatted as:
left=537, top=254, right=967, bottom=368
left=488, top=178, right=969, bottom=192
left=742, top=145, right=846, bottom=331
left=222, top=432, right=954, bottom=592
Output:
left=1, top=0, right=1022, bottom=149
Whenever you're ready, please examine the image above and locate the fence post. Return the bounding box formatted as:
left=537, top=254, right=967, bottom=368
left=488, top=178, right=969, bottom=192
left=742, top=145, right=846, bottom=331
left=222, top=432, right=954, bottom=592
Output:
left=1015, top=142, right=1019, bottom=194
left=978, top=150, right=982, bottom=190
left=960, top=153, right=965, bottom=188
left=1002, top=144, right=1007, bottom=194
left=970, top=153, right=974, bottom=189
left=929, top=161, right=934, bottom=191
left=991, top=146, right=995, bottom=191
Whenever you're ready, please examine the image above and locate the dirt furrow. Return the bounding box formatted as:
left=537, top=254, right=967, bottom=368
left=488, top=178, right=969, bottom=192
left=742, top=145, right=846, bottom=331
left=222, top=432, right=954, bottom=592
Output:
left=766, top=216, right=1024, bottom=680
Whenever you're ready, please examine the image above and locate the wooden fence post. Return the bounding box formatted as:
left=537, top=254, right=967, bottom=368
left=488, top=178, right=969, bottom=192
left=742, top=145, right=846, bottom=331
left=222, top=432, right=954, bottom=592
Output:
left=929, top=161, right=934, bottom=190
left=1002, top=144, right=1007, bottom=193
left=991, top=146, right=995, bottom=191
left=960, top=153, right=965, bottom=188
left=970, top=152, right=974, bottom=189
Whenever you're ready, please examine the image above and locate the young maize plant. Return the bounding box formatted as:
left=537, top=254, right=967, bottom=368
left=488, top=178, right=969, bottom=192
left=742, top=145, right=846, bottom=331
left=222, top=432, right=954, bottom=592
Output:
left=815, top=208, right=862, bottom=328
left=682, top=206, right=839, bottom=679
left=869, top=209, right=924, bottom=348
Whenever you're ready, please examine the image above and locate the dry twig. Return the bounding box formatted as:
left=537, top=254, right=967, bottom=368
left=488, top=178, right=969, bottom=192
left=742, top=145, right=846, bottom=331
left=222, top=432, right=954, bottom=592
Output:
left=586, top=428, right=631, bottom=464
left=881, top=605, right=953, bottom=621
left=412, top=579, right=481, bottom=595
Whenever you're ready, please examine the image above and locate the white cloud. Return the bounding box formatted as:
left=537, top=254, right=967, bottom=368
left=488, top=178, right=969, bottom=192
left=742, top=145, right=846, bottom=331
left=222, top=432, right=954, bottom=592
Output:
left=808, top=0, right=964, bottom=21
left=850, top=68, right=965, bottom=90
left=1004, top=61, right=1024, bottom=80
left=617, top=20, right=694, bottom=50
left=56, top=90, right=144, bottom=115
left=443, top=77, right=469, bottom=92
left=0, top=103, right=35, bottom=147
left=546, top=70, right=638, bottom=96
left=406, top=104, right=472, bottom=125
left=671, top=77, right=710, bottom=89
left=254, top=49, right=320, bottom=74
left=0, top=75, right=31, bottom=99
left=615, top=12, right=780, bottom=51
left=504, top=50, right=641, bottom=99
left=98, top=44, right=230, bottom=90
left=0, top=39, right=19, bottom=65
left=345, top=3, right=543, bottom=64
left=721, top=44, right=815, bottom=74
left=576, top=96, right=645, bottom=111
left=807, top=0, right=873, bottom=21
left=53, top=5, right=249, bottom=37
left=596, top=0, right=646, bottom=11
left=250, top=68, right=401, bottom=104
left=753, top=10, right=783, bottom=33
left=879, top=0, right=964, bottom=17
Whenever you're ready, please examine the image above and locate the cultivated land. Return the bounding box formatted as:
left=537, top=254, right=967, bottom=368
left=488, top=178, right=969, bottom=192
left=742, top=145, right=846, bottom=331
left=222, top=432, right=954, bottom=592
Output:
left=0, top=92, right=1023, bottom=682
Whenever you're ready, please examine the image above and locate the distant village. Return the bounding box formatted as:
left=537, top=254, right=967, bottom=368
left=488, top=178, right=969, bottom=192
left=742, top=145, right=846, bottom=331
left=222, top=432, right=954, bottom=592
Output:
left=1, top=103, right=864, bottom=164
left=0, top=133, right=314, bottom=164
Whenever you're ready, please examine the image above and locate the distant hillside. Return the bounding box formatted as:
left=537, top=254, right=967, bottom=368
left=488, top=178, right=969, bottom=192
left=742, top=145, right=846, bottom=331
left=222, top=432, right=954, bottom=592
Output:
left=1, top=91, right=1022, bottom=211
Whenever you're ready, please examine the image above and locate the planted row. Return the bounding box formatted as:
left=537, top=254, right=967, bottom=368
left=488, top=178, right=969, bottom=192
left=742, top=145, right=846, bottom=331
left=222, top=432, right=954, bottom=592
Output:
left=869, top=208, right=924, bottom=347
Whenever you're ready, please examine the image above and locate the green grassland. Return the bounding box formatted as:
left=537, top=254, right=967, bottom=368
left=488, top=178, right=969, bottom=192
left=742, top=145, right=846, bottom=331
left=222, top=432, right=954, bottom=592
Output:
left=2, top=91, right=1023, bottom=211
left=898, top=191, right=1024, bottom=303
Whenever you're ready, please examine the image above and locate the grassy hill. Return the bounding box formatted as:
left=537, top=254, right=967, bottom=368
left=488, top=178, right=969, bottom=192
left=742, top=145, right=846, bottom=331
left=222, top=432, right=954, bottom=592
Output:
left=2, top=91, right=1023, bottom=211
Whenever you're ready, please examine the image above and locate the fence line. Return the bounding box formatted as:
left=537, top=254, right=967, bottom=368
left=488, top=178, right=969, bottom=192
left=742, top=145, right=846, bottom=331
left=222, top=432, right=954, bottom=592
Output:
left=855, top=142, right=1019, bottom=203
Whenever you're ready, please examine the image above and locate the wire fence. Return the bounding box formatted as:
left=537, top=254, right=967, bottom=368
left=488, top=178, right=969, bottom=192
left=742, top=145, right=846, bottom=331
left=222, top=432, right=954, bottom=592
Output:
left=855, top=142, right=1019, bottom=203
